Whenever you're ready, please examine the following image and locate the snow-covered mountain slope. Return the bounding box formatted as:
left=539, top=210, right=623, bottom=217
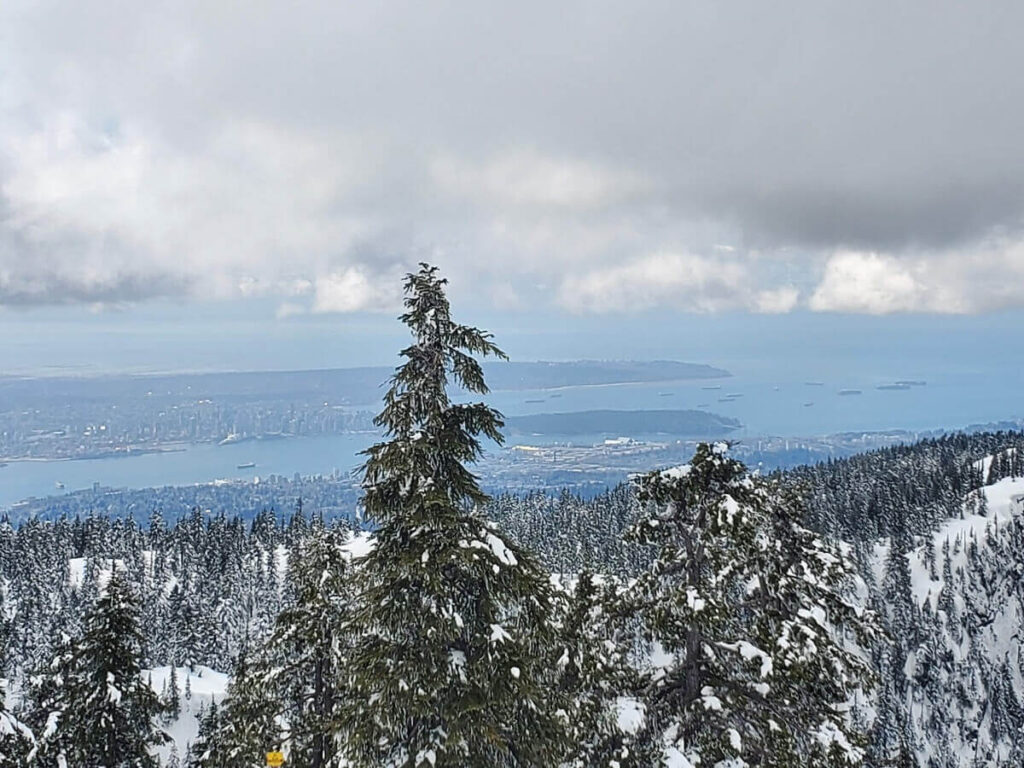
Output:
left=870, top=473, right=1024, bottom=766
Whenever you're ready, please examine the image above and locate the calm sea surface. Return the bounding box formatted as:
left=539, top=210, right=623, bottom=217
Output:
left=3, top=354, right=1022, bottom=509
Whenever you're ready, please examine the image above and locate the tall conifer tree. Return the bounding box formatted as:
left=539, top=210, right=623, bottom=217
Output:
left=337, top=264, right=570, bottom=767
left=193, top=650, right=279, bottom=768
left=269, top=526, right=352, bottom=767
left=0, top=675, right=34, bottom=766
left=624, top=443, right=876, bottom=767
left=58, top=570, right=168, bottom=767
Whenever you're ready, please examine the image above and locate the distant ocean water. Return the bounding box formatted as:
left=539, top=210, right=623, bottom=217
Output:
left=3, top=357, right=1022, bottom=509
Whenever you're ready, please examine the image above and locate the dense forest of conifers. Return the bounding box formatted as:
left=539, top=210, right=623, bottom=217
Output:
left=3, top=428, right=1024, bottom=766
left=1, top=428, right=1019, bottom=672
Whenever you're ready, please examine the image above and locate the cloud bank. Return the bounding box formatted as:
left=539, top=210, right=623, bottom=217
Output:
left=2, top=1, right=1023, bottom=314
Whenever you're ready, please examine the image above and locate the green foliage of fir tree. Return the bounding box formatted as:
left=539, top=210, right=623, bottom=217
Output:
left=24, top=632, right=75, bottom=767
left=163, top=664, right=182, bottom=723
left=336, top=264, right=571, bottom=767
left=58, top=569, right=168, bottom=767
left=193, top=651, right=279, bottom=768
left=266, top=525, right=352, bottom=767
left=186, top=700, right=221, bottom=768
left=623, top=442, right=878, bottom=767
left=557, top=570, right=632, bottom=767
left=0, top=675, right=35, bottom=766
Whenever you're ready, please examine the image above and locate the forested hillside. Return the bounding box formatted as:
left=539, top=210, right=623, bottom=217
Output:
left=4, top=434, right=1024, bottom=765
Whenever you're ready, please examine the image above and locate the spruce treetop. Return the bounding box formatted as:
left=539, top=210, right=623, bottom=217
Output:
left=362, top=263, right=508, bottom=521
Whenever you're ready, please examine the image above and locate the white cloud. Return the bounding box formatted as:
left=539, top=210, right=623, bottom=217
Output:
left=755, top=286, right=800, bottom=314
left=3, top=1, right=1024, bottom=315
left=0, top=112, right=395, bottom=304
left=558, top=252, right=792, bottom=314
left=488, top=281, right=526, bottom=311
left=809, top=251, right=933, bottom=314
left=808, top=246, right=1024, bottom=314
left=275, top=301, right=306, bottom=319
left=311, top=266, right=401, bottom=314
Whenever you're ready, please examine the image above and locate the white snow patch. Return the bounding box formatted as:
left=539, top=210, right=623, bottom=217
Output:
left=486, top=532, right=518, bottom=567
left=616, top=697, right=646, bottom=734
left=664, top=745, right=696, bottom=768
left=902, top=475, right=1024, bottom=611
left=146, top=665, right=229, bottom=763
left=340, top=531, right=374, bottom=560
left=489, top=624, right=511, bottom=644
left=660, top=464, right=692, bottom=480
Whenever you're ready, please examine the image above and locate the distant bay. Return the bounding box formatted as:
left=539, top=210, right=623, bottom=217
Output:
left=3, top=358, right=1023, bottom=510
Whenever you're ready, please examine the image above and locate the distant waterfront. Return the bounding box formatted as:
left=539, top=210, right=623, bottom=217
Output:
left=3, top=357, right=1023, bottom=510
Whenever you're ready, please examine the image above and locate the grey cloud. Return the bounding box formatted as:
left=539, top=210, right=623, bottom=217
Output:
left=0, top=270, right=192, bottom=307
left=3, top=0, right=1024, bottom=310
left=718, top=180, right=1024, bottom=251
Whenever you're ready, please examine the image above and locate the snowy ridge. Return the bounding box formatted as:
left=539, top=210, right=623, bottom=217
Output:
left=870, top=471, right=1024, bottom=766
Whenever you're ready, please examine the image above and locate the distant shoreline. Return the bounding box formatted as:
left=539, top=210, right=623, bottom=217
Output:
left=0, top=445, right=189, bottom=464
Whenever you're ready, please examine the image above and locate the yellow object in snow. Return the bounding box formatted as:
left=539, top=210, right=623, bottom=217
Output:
left=266, top=751, right=285, bottom=767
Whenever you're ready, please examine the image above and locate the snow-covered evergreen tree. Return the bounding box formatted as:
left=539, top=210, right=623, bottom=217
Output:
left=163, top=664, right=182, bottom=722
left=557, top=570, right=631, bottom=767
left=186, top=700, right=222, bottom=768
left=623, top=442, right=877, bottom=767
left=336, top=264, right=570, bottom=767
left=58, top=569, right=168, bottom=767
left=24, top=632, right=75, bottom=767
left=264, top=526, right=353, bottom=767
left=0, top=675, right=34, bottom=766
left=193, top=651, right=278, bottom=768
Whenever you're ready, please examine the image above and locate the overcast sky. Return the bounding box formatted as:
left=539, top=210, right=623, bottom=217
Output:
left=2, top=0, right=1024, bottom=329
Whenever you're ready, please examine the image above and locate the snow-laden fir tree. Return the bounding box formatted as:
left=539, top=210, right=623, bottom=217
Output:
left=25, top=632, right=76, bottom=767
left=557, top=570, right=632, bottom=767
left=54, top=569, right=168, bottom=767
left=623, top=442, right=877, bottom=767
left=336, top=264, right=570, bottom=767
left=187, top=700, right=223, bottom=768
left=192, top=650, right=279, bottom=768
left=264, top=525, right=353, bottom=767
left=0, top=674, right=34, bottom=765
left=163, top=664, right=182, bottom=723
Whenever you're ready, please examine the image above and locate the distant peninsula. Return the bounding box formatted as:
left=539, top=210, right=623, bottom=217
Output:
left=503, top=409, right=741, bottom=437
